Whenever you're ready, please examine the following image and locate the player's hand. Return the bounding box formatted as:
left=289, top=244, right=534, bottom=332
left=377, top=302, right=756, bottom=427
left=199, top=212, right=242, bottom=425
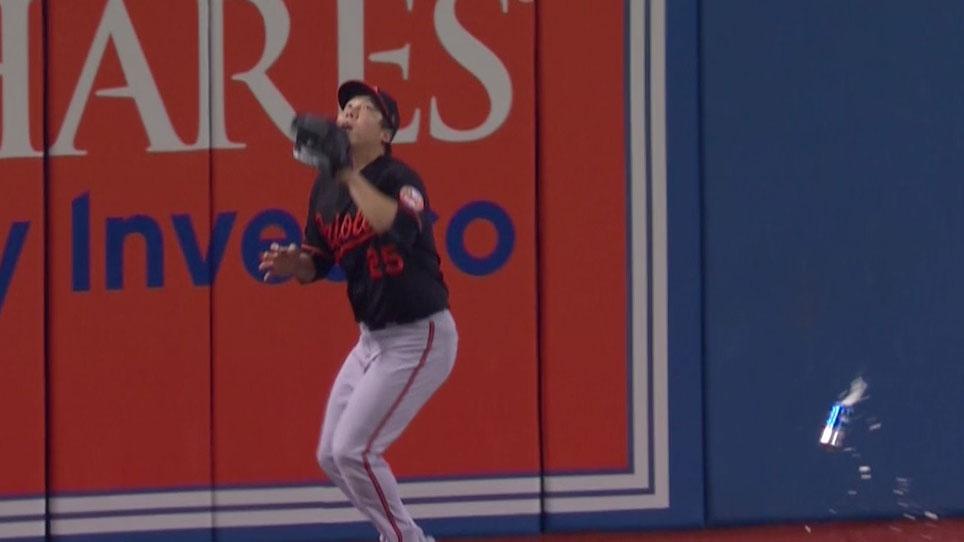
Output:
left=258, top=242, right=300, bottom=281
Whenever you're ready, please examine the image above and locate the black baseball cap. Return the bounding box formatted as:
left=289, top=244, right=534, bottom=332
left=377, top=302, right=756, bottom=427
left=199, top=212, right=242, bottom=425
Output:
left=337, top=80, right=400, bottom=141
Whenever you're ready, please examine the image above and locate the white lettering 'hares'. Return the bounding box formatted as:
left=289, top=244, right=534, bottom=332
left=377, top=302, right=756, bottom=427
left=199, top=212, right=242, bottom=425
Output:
left=1, top=0, right=518, bottom=159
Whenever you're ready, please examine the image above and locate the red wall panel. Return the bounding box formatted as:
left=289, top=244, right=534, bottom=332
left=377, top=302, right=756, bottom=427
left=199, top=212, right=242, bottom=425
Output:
left=46, top=0, right=211, bottom=498
left=538, top=2, right=630, bottom=472
left=0, top=1, right=46, bottom=538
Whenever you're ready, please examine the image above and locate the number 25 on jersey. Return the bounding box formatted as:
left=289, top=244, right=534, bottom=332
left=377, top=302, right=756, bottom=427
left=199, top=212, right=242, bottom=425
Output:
left=367, top=245, right=404, bottom=279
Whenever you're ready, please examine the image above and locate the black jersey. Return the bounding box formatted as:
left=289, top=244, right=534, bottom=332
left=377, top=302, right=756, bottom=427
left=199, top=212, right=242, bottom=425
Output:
left=301, top=155, right=449, bottom=329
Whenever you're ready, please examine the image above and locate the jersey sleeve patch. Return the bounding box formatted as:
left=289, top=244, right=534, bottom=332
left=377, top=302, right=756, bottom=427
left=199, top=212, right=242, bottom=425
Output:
left=399, top=185, right=425, bottom=212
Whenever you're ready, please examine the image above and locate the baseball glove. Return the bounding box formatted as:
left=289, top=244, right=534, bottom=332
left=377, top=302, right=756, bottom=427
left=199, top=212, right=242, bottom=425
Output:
left=290, top=113, right=351, bottom=175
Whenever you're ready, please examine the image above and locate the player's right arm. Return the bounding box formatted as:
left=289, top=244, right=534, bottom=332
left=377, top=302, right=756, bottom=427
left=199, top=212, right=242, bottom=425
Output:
left=259, top=178, right=335, bottom=283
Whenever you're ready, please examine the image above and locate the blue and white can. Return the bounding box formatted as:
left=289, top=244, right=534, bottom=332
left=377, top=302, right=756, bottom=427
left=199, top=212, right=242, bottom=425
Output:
left=819, top=402, right=851, bottom=450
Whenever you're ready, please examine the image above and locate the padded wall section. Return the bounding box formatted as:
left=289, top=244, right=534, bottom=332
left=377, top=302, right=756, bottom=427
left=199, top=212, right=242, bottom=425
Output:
left=0, top=1, right=46, bottom=540
left=46, top=1, right=212, bottom=539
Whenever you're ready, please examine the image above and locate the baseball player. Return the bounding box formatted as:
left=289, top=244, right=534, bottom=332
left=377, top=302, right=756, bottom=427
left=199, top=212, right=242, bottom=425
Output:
left=259, top=81, right=455, bottom=542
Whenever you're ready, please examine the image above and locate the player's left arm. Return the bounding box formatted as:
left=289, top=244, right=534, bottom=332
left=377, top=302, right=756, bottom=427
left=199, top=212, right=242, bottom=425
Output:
left=340, top=169, right=399, bottom=233
left=339, top=167, right=427, bottom=244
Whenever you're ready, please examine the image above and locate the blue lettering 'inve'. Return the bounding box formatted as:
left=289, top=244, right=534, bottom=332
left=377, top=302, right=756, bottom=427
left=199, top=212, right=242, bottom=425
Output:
left=0, top=221, right=30, bottom=314
left=64, top=192, right=517, bottom=292
left=106, top=215, right=164, bottom=290
left=172, top=212, right=237, bottom=286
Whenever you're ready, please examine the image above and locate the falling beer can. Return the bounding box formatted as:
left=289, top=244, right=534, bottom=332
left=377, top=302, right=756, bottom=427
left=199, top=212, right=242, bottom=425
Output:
left=819, top=403, right=851, bottom=450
